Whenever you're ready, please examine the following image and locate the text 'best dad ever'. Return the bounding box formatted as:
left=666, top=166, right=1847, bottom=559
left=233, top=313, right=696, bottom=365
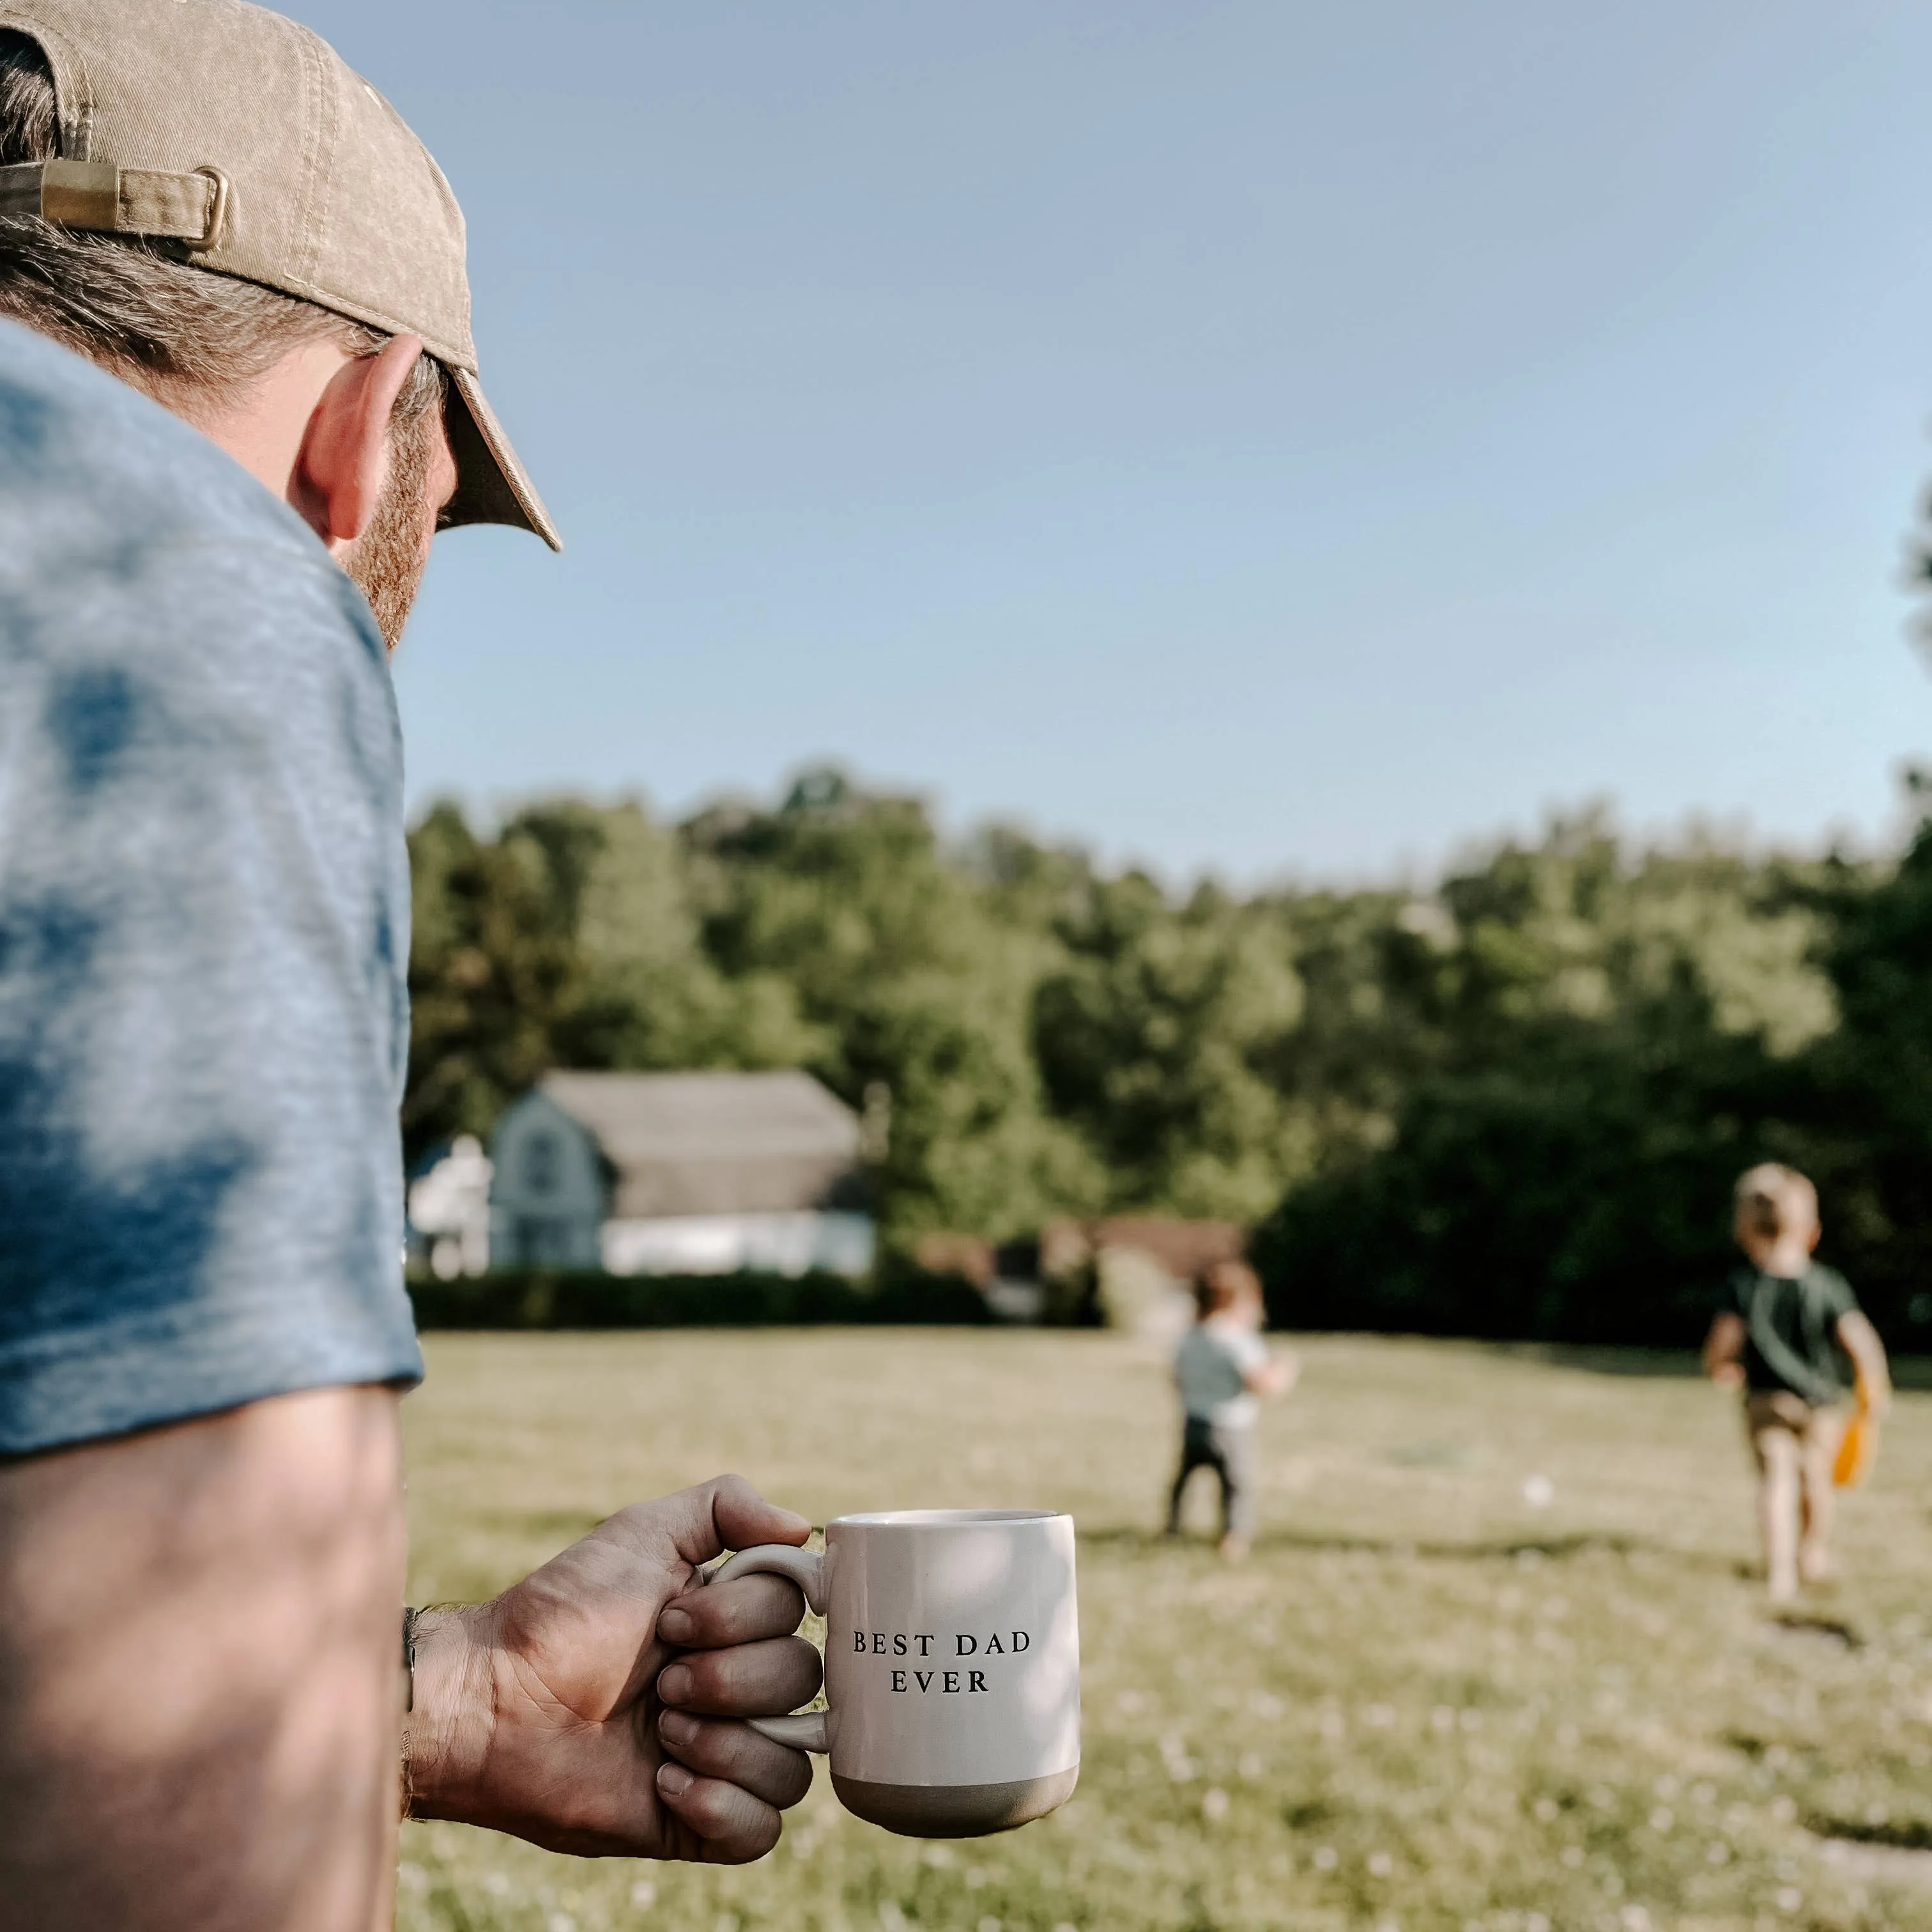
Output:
left=851, top=1627, right=1034, bottom=1696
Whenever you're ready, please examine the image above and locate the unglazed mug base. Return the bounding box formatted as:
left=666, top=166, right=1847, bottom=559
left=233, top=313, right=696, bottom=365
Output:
left=830, top=1764, right=1080, bottom=1839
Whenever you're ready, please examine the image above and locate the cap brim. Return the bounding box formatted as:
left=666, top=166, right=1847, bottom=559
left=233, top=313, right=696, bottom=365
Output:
left=441, top=365, right=562, bottom=551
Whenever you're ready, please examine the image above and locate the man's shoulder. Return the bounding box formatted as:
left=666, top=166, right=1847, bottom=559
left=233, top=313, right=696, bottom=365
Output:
left=0, top=319, right=387, bottom=687
left=0, top=328, right=417, bottom=1459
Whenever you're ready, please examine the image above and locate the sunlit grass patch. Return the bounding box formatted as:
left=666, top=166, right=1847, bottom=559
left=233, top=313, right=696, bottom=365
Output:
left=398, top=1331, right=1932, bottom=1931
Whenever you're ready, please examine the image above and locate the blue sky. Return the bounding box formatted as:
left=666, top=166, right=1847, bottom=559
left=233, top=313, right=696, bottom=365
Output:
left=299, top=2, right=1932, bottom=880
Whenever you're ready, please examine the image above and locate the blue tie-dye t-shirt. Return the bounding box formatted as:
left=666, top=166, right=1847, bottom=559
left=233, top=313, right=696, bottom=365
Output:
left=0, top=319, right=422, bottom=1454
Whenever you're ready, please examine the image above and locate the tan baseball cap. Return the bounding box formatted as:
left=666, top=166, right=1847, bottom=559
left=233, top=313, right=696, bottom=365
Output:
left=0, top=0, right=559, bottom=549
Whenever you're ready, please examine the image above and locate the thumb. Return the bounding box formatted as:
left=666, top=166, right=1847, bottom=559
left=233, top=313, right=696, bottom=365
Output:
left=667, top=1475, right=811, bottom=1568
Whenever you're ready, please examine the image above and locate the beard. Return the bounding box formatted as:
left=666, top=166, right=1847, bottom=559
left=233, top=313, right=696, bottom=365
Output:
left=344, top=401, right=440, bottom=652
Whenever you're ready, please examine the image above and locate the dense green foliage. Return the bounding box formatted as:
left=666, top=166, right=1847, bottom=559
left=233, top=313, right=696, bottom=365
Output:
left=407, top=769, right=1932, bottom=1346
left=1257, top=806, right=1932, bottom=1346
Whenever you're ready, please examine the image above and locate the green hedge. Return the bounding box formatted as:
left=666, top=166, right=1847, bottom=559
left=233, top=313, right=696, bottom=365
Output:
left=407, top=1264, right=993, bottom=1331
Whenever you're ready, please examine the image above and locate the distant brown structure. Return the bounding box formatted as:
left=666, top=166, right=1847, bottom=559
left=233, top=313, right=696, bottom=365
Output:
left=914, top=1218, right=1246, bottom=1330
left=917, top=1219, right=1245, bottom=1287
left=913, top=1231, right=997, bottom=1286
left=1039, top=1216, right=1244, bottom=1283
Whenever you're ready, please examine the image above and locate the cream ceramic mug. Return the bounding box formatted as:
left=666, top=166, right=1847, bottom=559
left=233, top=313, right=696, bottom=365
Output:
left=709, top=1508, right=1080, bottom=1837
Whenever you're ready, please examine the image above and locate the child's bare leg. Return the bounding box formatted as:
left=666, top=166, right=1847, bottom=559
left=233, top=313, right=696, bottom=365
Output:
left=1797, top=1408, right=1843, bottom=1585
left=1215, top=1425, right=1255, bottom=1561
left=1752, top=1420, right=1801, bottom=1604
left=1213, top=1455, right=1238, bottom=1556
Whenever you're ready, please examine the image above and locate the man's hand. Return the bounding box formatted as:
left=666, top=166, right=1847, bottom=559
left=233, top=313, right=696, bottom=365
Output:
left=407, top=1476, right=820, bottom=1862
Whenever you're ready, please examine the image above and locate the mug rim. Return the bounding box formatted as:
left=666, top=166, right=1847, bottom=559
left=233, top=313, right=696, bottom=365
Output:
left=828, top=1508, right=1066, bottom=1528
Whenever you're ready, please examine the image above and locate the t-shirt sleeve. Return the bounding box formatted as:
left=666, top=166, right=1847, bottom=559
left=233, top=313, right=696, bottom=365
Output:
left=0, top=524, right=422, bottom=1455
left=1229, top=1331, right=1270, bottom=1375
left=1816, top=1268, right=1860, bottom=1323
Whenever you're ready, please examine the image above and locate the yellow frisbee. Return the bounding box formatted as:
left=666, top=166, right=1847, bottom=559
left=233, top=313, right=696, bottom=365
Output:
left=1834, top=1381, right=1878, bottom=1489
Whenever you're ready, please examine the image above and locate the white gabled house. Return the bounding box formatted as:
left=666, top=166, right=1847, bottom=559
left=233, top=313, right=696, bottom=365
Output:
left=488, top=1070, right=874, bottom=1278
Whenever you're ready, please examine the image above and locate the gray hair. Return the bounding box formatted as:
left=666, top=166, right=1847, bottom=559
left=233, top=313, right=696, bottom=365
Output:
left=0, top=27, right=441, bottom=421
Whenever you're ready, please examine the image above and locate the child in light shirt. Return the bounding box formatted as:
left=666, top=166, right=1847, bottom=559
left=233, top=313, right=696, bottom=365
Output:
left=1165, top=1260, right=1296, bottom=1560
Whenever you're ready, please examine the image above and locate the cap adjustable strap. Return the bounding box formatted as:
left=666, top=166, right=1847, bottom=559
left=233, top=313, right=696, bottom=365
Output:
left=0, top=160, right=229, bottom=250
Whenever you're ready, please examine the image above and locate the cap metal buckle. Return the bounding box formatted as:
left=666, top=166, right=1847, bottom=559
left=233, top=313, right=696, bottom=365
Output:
left=187, top=167, right=231, bottom=252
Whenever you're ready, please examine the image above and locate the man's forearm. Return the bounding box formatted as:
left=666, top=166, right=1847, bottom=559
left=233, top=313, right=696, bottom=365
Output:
left=0, top=1388, right=408, bottom=1932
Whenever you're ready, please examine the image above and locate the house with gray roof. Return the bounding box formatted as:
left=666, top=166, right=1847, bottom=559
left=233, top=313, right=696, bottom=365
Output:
left=488, top=1070, right=873, bottom=1277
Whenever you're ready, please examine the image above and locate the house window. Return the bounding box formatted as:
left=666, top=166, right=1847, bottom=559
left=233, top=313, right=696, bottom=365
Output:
left=524, top=1130, right=561, bottom=1196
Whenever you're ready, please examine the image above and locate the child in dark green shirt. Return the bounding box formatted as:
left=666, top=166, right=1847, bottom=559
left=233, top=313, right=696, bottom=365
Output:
left=1702, top=1164, right=1890, bottom=1603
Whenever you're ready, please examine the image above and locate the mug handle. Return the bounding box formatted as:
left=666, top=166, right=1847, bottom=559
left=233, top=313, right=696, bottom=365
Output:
left=705, top=1542, right=831, bottom=1754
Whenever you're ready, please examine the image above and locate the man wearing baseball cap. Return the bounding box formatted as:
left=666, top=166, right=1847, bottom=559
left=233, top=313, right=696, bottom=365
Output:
left=0, top=4, right=820, bottom=1924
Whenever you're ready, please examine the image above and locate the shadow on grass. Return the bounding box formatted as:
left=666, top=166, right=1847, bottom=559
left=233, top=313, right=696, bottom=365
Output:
left=1498, top=1343, right=1932, bottom=1390
left=1498, top=1344, right=1703, bottom=1379
left=1079, top=1523, right=1745, bottom=1572
left=1809, top=1816, right=1932, bottom=1852
left=1765, top=1608, right=1864, bottom=1648
left=479, top=1507, right=610, bottom=1545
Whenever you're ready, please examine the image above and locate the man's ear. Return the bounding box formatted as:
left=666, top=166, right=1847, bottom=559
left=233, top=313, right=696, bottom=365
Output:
left=288, top=334, right=425, bottom=553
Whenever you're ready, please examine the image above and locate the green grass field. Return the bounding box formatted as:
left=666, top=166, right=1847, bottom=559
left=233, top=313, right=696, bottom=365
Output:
left=396, top=1331, right=1932, bottom=1932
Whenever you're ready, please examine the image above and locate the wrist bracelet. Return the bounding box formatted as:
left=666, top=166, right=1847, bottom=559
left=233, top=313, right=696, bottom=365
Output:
left=401, top=1606, right=418, bottom=1714
left=399, top=1606, right=420, bottom=1822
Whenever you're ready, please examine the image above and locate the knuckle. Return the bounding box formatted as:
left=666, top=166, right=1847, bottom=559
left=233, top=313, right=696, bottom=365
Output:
left=742, top=1578, right=806, bottom=1635
left=689, top=1718, right=751, bottom=1774
left=722, top=1732, right=813, bottom=1806
left=750, top=1571, right=803, bottom=1607
left=695, top=1782, right=760, bottom=1840
left=774, top=1754, right=815, bottom=1808
left=723, top=1635, right=785, bottom=1679
left=710, top=1473, right=756, bottom=1515
left=683, top=1653, right=736, bottom=1703
left=712, top=1575, right=779, bottom=1628
left=694, top=1576, right=791, bottom=1646
left=681, top=1593, right=734, bottom=1642
left=686, top=1636, right=822, bottom=1709
left=726, top=1809, right=782, bottom=1862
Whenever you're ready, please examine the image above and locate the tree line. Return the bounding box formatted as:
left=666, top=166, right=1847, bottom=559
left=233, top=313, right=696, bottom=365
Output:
left=406, top=766, right=1932, bottom=1348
